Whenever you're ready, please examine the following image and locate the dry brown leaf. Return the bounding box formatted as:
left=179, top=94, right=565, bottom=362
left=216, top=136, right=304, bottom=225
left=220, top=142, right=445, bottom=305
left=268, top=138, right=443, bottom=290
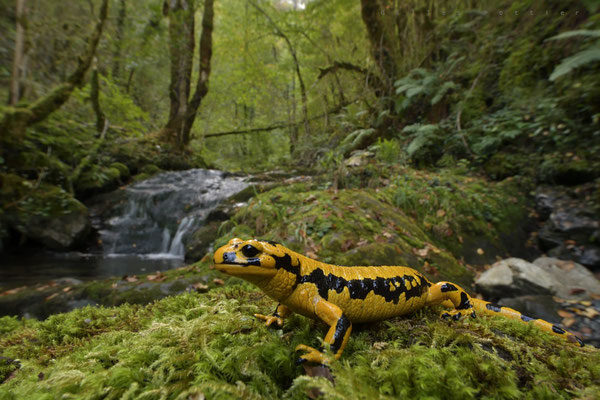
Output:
left=62, top=287, right=71, bottom=293
left=213, top=278, right=225, bottom=285
left=562, top=317, right=576, bottom=327
left=476, top=248, right=485, bottom=255
left=557, top=310, right=574, bottom=318
left=1, top=286, right=27, bottom=296
left=45, top=293, right=59, bottom=301
left=356, top=239, right=369, bottom=247
left=125, top=275, right=138, bottom=283
left=192, top=282, right=209, bottom=292
left=436, top=209, right=446, bottom=218
left=569, top=288, right=586, bottom=295
left=582, top=308, right=600, bottom=319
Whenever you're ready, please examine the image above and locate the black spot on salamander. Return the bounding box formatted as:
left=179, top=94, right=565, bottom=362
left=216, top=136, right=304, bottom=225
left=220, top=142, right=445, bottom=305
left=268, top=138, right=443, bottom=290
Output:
left=330, top=314, right=351, bottom=354
left=521, top=314, right=534, bottom=322
left=260, top=239, right=280, bottom=246
left=441, top=283, right=458, bottom=292
left=552, top=325, right=566, bottom=335
left=299, top=268, right=431, bottom=304
left=486, top=303, right=502, bottom=313
left=457, top=292, right=472, bottom=310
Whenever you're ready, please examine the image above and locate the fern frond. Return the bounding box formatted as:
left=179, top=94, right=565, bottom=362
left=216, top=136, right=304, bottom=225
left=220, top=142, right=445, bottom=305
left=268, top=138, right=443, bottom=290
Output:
left=549, top=48, right=600, bottom=81
left=546, top=29, right=600, bottom=41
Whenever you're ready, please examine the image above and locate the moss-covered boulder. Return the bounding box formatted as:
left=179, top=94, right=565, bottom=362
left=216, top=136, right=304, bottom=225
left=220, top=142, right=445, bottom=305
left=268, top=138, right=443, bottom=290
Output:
left=0, top=173, right=90, bottom=249
left=217, top=181, right=474, bottom=287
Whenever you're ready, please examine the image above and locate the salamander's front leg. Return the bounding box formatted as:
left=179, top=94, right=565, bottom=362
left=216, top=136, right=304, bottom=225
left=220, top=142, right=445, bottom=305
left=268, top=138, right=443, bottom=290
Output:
left=426, top=282, right=476, bottom=320
left=255, top=303, right=291, bottom=327
left=296, top=297, right=352, bottom=365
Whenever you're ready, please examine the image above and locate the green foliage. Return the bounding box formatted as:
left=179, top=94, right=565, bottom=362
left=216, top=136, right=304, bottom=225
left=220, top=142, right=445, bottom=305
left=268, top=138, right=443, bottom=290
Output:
left=547, top=30, right=600, bottom=81
left=401, top=123, right=442, bottom=163
left=372, top=138, right=402, bottom=165
left=394, top=69, right=457, bottom=114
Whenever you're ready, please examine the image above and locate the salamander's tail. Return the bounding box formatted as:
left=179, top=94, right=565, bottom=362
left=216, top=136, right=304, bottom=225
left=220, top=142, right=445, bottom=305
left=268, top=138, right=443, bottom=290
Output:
left=471, top=298, right=584, bottom=347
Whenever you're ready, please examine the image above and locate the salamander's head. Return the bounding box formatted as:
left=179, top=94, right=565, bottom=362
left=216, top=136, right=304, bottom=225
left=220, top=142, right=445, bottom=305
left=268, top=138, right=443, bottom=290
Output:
left=213, top=238, right=298, bottom=279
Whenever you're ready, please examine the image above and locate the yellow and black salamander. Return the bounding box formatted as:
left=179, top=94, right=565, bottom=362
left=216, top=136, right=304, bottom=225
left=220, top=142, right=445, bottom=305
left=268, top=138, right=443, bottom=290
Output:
left=213, top=238, right=584, bottom=364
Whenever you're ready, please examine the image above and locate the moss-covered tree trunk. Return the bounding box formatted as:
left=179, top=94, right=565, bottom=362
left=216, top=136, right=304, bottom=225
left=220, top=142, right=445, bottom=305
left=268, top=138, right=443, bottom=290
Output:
left=0, top=0, right=109, bottom=140
left=8, top=0, right=27, bottom=106
left=359, top=0, right=398, bottom=97
left=160, top=0, right=214, bottom=150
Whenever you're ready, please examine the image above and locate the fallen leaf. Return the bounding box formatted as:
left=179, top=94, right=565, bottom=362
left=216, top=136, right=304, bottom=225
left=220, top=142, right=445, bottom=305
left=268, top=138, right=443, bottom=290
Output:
left=111, top=283, right=118, bottom=289
left=36, top=285, right=50, bottom=291
left=580, top=300, right=592, bottom=306
left=45, top=293, right=59, bottom=301
left=562, top=317, right=576, bottom=327
left=62, top=287, right=71, bottom=293
left=356, top=239, right=369, bottom=247
left=191, top=282, right=209, bottom=292
left=1, top=286, right=27, bottom=296
left=125, top=275, right=138, bottom=283
left=582, top=308, right=600, bottom=319
left=413, top=247, right=429, bottom=258
left=476, top=248, right=485, bottom=255
left=557, top=310, right=574, bottom=318
left=213, top=278, right=225, bottom=285
left=436, top=209, right=446, bottom=218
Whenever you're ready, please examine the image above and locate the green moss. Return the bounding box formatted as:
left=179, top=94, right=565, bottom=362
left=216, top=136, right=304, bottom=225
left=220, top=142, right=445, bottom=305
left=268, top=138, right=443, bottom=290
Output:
left=74, top=165, right=122, bottom=197
left=109, top=162, right=130, bottom=180
left=140, top=164, right=162, bottom=175
left=0, top=288, right=598, bottom=398
left=538, top=154, right=599, bottom=185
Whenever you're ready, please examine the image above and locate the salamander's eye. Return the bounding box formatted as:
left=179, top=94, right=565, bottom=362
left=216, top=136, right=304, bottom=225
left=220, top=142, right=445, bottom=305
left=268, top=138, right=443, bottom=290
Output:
left=241, top=244, right=260, bottom=258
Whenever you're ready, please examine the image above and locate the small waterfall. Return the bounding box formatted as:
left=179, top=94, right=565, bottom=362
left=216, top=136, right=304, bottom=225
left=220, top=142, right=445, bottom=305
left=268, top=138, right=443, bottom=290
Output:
left=99, top=169, right=247, bottom=259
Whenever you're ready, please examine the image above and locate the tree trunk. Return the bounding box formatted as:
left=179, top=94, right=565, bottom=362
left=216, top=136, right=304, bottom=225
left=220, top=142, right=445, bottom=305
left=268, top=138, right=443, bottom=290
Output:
left=112, top=0, right=127, bottom=80
left=161, top=0, right=214, bottom=149
left=8, top=0, right=27, bottom=105
left=1, top=0, right=109, bottom=138
left=359, top=0, right=397, bottom=95
left=90, top=58, right=106, bottom=133
left=182, top=0, right=214, bottom=146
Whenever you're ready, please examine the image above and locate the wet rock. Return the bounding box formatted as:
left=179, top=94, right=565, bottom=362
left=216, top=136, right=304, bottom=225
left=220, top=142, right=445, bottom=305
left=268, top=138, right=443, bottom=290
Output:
left=534, top=183, right=600, bottom=270
left=475, top=258, right=560, bottom=299
left=496, top=295, right=561, bottom=324
left=533, top=257, right=600, bottom=300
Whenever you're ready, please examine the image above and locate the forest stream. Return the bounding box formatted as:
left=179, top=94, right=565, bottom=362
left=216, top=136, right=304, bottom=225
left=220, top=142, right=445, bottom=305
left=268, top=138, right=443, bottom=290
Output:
left=0, top=169, right=247, bottom=290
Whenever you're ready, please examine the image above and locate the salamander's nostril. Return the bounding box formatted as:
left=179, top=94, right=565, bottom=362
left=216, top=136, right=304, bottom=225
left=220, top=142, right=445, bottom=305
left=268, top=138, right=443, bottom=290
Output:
left=223, top=252, right=235, bottom=262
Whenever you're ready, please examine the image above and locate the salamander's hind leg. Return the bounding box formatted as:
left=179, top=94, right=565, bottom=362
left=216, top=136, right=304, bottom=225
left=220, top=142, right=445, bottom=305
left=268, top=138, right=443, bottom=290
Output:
left=426, top=282, right=476, bottom=320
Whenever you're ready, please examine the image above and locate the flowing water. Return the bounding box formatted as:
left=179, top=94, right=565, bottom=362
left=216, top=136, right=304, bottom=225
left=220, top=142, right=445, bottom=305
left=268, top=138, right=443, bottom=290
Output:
left=0, top=169, right=247, bottom=289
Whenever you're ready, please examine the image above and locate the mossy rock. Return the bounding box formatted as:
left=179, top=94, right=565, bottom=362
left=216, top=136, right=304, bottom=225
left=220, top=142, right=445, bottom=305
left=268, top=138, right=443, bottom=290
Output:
left=484, top=152, right=529, bottom=181
left=217, top=182, right=473, bottom=287
left=75, top=165, right=122, bottom=198
left=0, top=287, right=598, bottom=398
left=109, top=162, right=130, bottom=180
left=538, top=155, right=599, bottom=185
left=0, top=173, right=90, bottom=249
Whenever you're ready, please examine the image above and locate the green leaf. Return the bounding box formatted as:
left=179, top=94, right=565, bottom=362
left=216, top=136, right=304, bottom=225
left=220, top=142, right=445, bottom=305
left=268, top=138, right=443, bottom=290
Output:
left=549, top=48, right=600, bottom=81
left=546, top=29, right=600, bottom=41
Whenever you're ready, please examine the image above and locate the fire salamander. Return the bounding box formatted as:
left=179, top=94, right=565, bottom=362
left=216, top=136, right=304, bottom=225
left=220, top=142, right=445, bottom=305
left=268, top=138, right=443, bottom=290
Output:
left=213, top=238, right=584, bottom=364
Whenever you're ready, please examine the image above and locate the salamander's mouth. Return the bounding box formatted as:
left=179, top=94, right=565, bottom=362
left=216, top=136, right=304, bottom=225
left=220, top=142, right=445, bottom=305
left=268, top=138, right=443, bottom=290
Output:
left=214, top=263, right=277, bottom=277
